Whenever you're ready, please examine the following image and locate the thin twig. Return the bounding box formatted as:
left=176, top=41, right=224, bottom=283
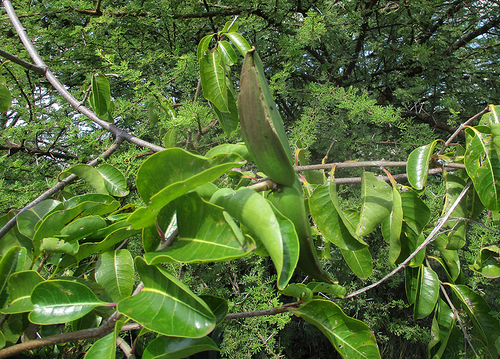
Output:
left=295, top=161, right=465, bottom=172
left=344, top=181, right=472, bottom=300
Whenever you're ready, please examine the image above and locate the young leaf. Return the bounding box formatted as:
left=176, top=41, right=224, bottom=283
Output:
left=414, top=265, right=439, bottom=320
left=446, top=283, right=500, bottom=346
left=197, top=34, right=215, bottom=61
left=282, top=283, right=314, bottom=302
left=224, top=32, right=251, bottom=57
left=218, top=41, right=238, bottom=66
left=96, top=164, right=129, bottom=197
left=117, top=258, right=215, bottom=338
left=464, top=126, right=500, bottom=211
left=289, top=299, right=381, bottom=358
left=309, top=184, right=367, bottom=251
left=406, top=140, right=439, bottom=190
left=199, top=49, right=228, bottom=112
left=144, top=192, right=255, bottom=265
left=29, top=280, right=109, bottom=325
left=142, top=336, right=220, bottom=359
left=95, top=249, right=134, bottom=302
left=0, top=271, right=44, bottom=314
left=89, top=73, right=111, bottom=117
left=341, top=247, right=373, bottom=280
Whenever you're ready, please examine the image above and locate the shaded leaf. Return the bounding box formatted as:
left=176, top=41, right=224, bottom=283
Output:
left=0, top=82, right=11, bottom=112
left=212, top=89, right=239, bottom=135
left=441, top=171, right=467, bottom=249
left=218, top=41, right=238, bottom=66
left=143, top=336, right=219, bottom=359
left=89, top=73, right=111, bottom=118
left=289, top=299, right=380, bottom=358
left=95, top=250, right=134, bottom=302
left=16, top=199, right=62, bottom=239
left=1, top=271, right=44, bottom=314
left=96, top=164, right=129, bottom=197
left=433, top=234, right=460, bottom=281
left=470, top=245, right=500, bottom=278
left=199, top=295, right=228, bottom=326
left=428, top=299, right=459, bottom=359
left=306, top=282, right=346, bottom=299
left=447, top=283, right=500, bottom=346
left=0, top=247, right=27, bottom=309
left=117, top=258, right=215, bottom=338
left=0, top=213, right=32, bottom=256
left=162, top=128, right=178, bottom=148
left=29, top=280, right=109, bottom=325
left=407, top=140, right=439, bottom=190
left=84, top=317, right=126, bottom=359
left=341, top=247, right=373, bottom=280
left=282, top=283, right=313, bottom=302
left=224, top=32, right=251, bottom=57
left=205, top=143, right=251, bottom=162
left=40, top=238, right=79, bottom=255
left=414, top=265, right=439, bottom=320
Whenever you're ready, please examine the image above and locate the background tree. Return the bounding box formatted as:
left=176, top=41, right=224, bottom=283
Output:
left=1, top=0, right=500, bottom=358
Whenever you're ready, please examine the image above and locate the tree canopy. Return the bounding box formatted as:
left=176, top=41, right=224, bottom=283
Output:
left=1, top=0, right=500, bottom=358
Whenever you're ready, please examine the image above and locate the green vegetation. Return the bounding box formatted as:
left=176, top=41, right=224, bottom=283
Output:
left=1, top=1, right=500, bottom=358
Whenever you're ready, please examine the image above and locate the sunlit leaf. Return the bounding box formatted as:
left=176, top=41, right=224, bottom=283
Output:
left=29, top=280, right=110, bottom=325
left=387, top=180, right=403, bottom=264
left=117, top=258, right=215, bottom=338
left=196, top=34, right=215, bottom=61
left=96, top=164, right=129, bottom=197
left=40, top=238, right=79, bottom=255
left=465, top=126, right=500, bottom=211
left=16, top=199, right=62, bottom=239
left=84, top=317, right=126, bottom=359
left=89, top=73, right=111, bottom=118
left=290, top=299, right=381, bottom=358
left=0, top=213, right=32, bottom=256
left=143, top=336, right=220, bottom=359
left=224, top=32, right=251, bottom=57
left=407, top=140, right=439, bottom=190
left=199, top=49, right=228, bottom=112
left=433, top=234, right=460, bottom=281
left=441, top=171, right=467, bottom=249
left=470, top=245, right=500, bottom=278
left=1, top=271, right=44, bottom=314
left=357, top=172, right=392, bottom=237
left=309, top=184, right=367, bottom=251
left=0, top=82, right=11, bottom=112
left=414, top=265, right=439, bottom=320
left=218, top=41, right=238, bottom=66
left=306, top=282, right=346, bottom=299
left=95, top=250, right=134, bottom=303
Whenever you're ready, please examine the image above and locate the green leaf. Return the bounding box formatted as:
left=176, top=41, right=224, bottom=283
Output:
left=197, top=34, right=215, bottom=61
left=357, top=172, right=393, bottom=237
left=309, top=184, right=366, bottom=251
left=429, top=299, right=459, bottom=359
left=387, top=181, right=403, bottom=264
left=117, top=258, right=215, bottom=338
left=406, top=140, right=439, bottom=190
left=211, top=187, right=299, bottom=290
left=414, top=265, right=439, bottom=320
left=59, top=164, right=108, bottom=194
left=17, top=199, right=62, bottom=239
left=289, top=299, right=380, bottom=358
left=306, top=282, right=346, bottom=299
left=1, top=271, right=44, bottom=314
left=144, top=193, right=255, bottom=264
left=0, top=246, right=26, bottom=309
left=441, top=171, right=467, bottom=249
left=29, top=280, right=109, bottom=325
left=219, top=20, right=238, bottom=34
left=40, top=238, right=79, bottom=255
left=218, top=41, right=238, bottom=66
left=405, top=266, right=419, bottom=305
left=224, top=32, right=251, bottom=57
left=465, top=126, right=500, bottom=210
left=89, top=73, right=111, bottom=117
left=96, top=164, right=130, bottom=197
left=61, top=216, right=108, bottom=243
left=128, top=149, right=242, bottom=229
left=149, top=104, right=159, bottom=128
left=95, top=250, right=134, bottom=302
left=470, top=245, right=500, bottom=278
left=199, top=49, right=228, bottom=112
left=433, top=234, right=460, bottom=281
left=198, top=295, right=228, bottom=326
left=340, top=247, right=373, bottom=280
left=447, top=283, right=500, bottom=346
left=480, top=105, right=500, bottom=126
left=282, top=283, right=314, bottom=302
left=84, top=317, right=126, bottom=359
left=0, top=213, right=33, bottom=256
left=212, top=89, right=239, bottom=135
left=0, top=82, right=11, bottom=112
left=162, top=128, right=178, bottom=148
left=205, top=143, right=251, bottom=162
left=143, top=336, right=220, bottom=359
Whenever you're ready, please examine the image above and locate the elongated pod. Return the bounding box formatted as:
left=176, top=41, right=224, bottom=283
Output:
left=268, top=179, right=335, bottom=283
left=238, top=48, right=295, bottom=186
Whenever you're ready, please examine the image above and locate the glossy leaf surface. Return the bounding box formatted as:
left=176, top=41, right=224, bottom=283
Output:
left=414, top=265, right=439, bottom=320
left=306, top=282, right=346, bottom=299
left=199, top=49, right=228, bottom=112
left=465, top=126, right=500, bottom=211
left=29, top=280, right=108, bottom=325
left=0, top=246, right=26, bottom=309
left=144, top=193, right=255, bottom=265
left=341, top=247, right=373, bottom=280
left=96, top=164, right=129, bottom=197
left=447, top=283, right=500, bottom=346
left=84, top=317, right=125, bottom=359
left=290, top=299, right=380, bottom=358
left=16, top=199, right=62, bottom=239
left=1, top=271, right=44, bottom=314
left=407, top=140, right=439, bottom=190
left=143, top=336, right=219, bottom=359
left=89, top=73, right=111, bottom=117
left=0, top=213, right=32, bottom=256
left=428, top=299, right=459, bottom=359
left=117, top=258, right=215, bottom=338
left=470, top=245, right=500, bottom=278
left=224, top=32, right=251, bottom=56
left=95, top=249, right=134, bottom=302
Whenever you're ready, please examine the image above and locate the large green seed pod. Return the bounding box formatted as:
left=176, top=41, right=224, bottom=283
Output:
left=238, top=48, right=296, bottom=187
left=268, top=178, right=335, bottom=283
